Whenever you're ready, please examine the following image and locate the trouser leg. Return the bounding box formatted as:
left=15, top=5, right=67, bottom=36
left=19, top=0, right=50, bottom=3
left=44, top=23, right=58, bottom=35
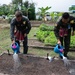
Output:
left=23, top=36, right=28, bottom=54
left=64, top=35, right=70, bottom=57
left=59, top=37, right=63, bottom=46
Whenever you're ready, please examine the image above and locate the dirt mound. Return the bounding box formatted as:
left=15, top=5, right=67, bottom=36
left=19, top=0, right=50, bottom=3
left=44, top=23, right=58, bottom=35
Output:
left=0, top=53, right=71, bottom=75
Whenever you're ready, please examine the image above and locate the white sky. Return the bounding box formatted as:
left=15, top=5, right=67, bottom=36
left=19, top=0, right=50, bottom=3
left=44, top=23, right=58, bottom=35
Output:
left=0, top=0, right=75, bottom=12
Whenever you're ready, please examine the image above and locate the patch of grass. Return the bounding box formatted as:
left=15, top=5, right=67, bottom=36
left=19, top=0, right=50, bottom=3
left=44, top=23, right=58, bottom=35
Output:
left=28, top=27, right=39, bottom=39
left=0, top=28, right=12, bottom=52
left=0, top=27, right=39, bottom=53
left=0, top=28, right=10, bottom=41
left=28, top=48, right=75, bottom=59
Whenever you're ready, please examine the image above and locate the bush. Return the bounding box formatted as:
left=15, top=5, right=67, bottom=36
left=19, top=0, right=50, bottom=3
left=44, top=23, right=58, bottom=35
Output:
left=36, top=30, right=50, bottom=42
left=39, top=23, right=54, bottom=31
left=44, top=32, right=57, bottom=46
left=36, top=23, right=56, bottom=45
left=39, top=23, right=48, bottom=31
left=36, top=23, right=75, bottom=47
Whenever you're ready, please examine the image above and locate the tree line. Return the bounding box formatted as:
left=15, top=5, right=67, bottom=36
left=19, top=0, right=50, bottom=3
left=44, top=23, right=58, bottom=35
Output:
left=0, top=0, right=36, bottom=20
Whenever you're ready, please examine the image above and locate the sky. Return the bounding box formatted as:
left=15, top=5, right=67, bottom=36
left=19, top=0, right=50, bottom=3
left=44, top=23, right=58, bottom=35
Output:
left=0, top=0, right=75, bottom=12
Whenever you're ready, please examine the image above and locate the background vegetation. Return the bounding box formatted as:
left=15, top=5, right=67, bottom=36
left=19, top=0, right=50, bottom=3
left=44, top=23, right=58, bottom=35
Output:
left=0, top=0, right=75, bottom=58
left=0, top=24, right=75, bottom=58
left=0, top=0, right=36, bottom=20
left=36, top=23, right=75, bottom=47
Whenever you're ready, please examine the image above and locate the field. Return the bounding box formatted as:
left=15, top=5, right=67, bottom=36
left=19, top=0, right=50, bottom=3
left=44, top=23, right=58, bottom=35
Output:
left=0, top=21, right=75, bottom=75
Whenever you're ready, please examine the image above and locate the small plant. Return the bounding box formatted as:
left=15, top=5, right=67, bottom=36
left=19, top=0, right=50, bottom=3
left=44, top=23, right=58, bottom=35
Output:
left=36, top=23, right=75, bottom=47
left=36, top=23, right=55, bottom=45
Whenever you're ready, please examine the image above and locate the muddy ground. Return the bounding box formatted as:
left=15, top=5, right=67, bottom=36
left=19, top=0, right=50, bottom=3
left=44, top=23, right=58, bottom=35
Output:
left=0, top=53, right=75, bottom=75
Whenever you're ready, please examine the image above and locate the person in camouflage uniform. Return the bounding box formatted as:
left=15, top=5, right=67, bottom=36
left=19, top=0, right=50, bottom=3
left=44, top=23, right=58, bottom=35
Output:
left=10, top=11, right=31, bottom=54
left=54, top=12, right=75, bottom=58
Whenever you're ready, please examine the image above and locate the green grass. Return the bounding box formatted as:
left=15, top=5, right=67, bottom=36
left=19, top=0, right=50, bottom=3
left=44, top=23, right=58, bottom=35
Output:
left=28, top=48, right=57, bottom=57
left=0, top=28, right=12, bottom=52
left=28, top=48, right=75, bottom=59
left=28, top=27, right=39, bottom=39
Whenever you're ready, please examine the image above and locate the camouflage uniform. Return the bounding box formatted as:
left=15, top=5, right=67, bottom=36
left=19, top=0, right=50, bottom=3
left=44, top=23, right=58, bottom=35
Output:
left=10, top=16, right=31, bottom=54
left=54, top=16, right=75, bottom=56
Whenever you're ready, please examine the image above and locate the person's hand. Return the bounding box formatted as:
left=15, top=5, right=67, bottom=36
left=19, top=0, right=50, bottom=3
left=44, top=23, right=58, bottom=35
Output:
left=57, top=39, right=61, bottom=45
left=12, top=40, right=15, bottom=44
left=72, top=31, right=74, bottom=36
left=24, top=33, right=27, bottom=37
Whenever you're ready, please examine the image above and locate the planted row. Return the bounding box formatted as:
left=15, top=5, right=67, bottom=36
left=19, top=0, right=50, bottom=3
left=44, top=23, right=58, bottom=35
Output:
left=36, top=23, right=75, bottom=47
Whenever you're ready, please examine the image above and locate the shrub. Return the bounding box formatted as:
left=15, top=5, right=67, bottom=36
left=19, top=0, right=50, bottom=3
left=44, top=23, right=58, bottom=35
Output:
left=44, top=32, right=57, bottom=46
left=36, top=23, right=75, bottom=47
left=36, top=30, right=50, bottom=42
left=36, top=23, right=56, bottom=45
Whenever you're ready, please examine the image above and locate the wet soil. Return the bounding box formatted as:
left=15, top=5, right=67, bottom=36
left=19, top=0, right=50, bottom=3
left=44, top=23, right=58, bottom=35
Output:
left=0, top=53, right=75, bottom=75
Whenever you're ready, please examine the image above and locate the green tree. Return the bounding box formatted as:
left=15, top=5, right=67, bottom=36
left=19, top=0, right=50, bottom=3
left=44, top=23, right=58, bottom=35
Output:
left=12, top=0, right=23, bottom=10
left=0, top=0, right=36, bottom=20
left=23, top=0, right=30, bottom=16
left=8, top=4, right=17, bottom=15
left=39, top=6, right=51, bottom=21
left=28, top=3, right=36, bottom=20
left=50, top=12, right=62, bottom=22
left=69, top=5, right=75, bottom=11
left=0, top=4, right=10, bottom=15
left=23, top=1, right=36, bottom=20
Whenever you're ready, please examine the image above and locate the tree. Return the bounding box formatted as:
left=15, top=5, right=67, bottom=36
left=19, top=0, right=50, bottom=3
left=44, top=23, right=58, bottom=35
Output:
left=23, top=1, right=36, bottom=20
left=28, top=3, right=36, bottom=20
left=8, top=4, right=17, bottom=15
left=12, top=0, right=23, bottom=10
left=23, top=0, right=30, bottom=16
left=0, top=0, right=36, bottom=20
left=50, top=12, right=62, bottom=22
left=39, top=6, right=51, bottom=21
left=69, top=5, right=75, bottom=13
left=0, top=4, right=10, bottom=15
